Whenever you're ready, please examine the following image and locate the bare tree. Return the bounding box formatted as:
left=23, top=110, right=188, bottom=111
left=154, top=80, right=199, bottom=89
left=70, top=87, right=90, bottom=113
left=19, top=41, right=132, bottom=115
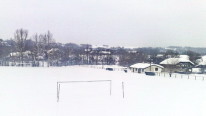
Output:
left=46, top=31, right=53, bottom=49
left=48, top=48, right=62, bottom=66
left=14, top=28, right=28, bottom=66
left=30, top=33, right=41, bottom=66
left=45, top=31, right=53, bottom=67
left=37, top=31, right=54, bottom=67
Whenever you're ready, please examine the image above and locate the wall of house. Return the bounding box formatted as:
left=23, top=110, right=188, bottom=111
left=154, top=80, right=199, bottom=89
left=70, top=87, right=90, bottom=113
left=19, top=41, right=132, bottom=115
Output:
left=144, top=66, right=163, bottom=73
left=162, top=64, right=192, bottom=73
left=130, top=66, right=163, bottom=73
left=130, top=68, right=145, bottom=73
left=192, top=68, right=206, bottom=74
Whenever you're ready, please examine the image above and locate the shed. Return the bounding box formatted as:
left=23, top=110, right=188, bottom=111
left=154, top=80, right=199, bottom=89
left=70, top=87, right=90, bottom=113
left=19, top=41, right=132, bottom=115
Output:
left=130, top=63, right=164, bottom=73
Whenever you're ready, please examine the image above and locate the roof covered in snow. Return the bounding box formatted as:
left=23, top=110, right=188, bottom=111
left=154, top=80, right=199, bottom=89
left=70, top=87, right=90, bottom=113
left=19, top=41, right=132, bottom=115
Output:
left=130, top=63, right=164, bottom=69
left=179, top=55, right=189, bottom=60
left=10, top=51, right=32, bottom=57
left=92, top=45, right=110, bottom=49
left=160, top=58, right=194, bottom=65
left=196, top=55, right=206, bottom=65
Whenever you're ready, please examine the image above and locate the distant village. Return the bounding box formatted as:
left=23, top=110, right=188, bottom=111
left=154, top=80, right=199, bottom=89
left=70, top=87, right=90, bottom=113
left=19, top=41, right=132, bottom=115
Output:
left=1, top=29, right=206, bottom=74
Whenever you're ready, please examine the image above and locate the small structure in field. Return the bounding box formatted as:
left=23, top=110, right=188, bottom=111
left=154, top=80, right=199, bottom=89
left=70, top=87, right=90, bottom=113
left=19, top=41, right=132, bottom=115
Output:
left=130, top=63, right=164, bottom=73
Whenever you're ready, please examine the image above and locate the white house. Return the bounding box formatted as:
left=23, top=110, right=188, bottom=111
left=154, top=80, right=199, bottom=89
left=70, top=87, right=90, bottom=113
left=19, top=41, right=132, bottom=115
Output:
left=130, top=63, right=164, bottom=73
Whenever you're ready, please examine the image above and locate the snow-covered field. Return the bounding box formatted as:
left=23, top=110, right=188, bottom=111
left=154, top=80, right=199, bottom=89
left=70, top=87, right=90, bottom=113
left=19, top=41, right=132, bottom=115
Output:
left=0, top=66, right=206, bottom=116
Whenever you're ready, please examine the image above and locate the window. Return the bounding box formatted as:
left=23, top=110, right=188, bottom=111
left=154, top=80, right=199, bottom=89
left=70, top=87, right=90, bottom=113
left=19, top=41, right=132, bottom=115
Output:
left=155, top=68, right=158, bottom=71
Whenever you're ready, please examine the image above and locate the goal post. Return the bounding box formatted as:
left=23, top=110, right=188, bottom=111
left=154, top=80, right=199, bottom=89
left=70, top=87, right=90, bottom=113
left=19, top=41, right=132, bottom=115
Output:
left=57, top=80, right=112, bottom=102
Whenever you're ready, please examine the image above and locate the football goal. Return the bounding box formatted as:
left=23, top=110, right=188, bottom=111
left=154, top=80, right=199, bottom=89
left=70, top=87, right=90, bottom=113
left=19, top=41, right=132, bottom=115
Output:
left=57, top=80, right=112, bottom=102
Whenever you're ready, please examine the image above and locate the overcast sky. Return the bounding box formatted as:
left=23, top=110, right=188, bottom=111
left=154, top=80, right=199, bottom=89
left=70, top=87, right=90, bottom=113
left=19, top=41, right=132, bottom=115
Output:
left=1, top=0, right=206, bottom=47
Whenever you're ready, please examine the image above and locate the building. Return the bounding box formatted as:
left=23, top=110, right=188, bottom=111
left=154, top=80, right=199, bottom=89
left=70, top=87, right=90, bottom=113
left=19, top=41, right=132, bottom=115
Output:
left=160, top=57, right=194, bottom=73
left=130, top=63, right=164, bottom=73
left=192, top=55, right=206, bottom=73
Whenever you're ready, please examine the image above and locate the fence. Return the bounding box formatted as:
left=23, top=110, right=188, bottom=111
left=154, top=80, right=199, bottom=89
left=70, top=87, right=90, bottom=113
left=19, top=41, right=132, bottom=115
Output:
left=79, top=65, right=127, bottom=71
left=155, top=72, right=206, bottom=81
left=79, top=65, right=206, bottom=81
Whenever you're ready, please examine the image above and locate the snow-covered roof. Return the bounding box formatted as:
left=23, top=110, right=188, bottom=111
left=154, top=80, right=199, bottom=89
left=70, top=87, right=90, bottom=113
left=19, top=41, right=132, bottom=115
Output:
left=130, top=63, right=164, bottom=69
left=10, top=52, right=20, bottom=57
left=47, top=48, right=60, bottom=54
left=179, top=55, right=189, bottom=60
left=10, top=51, right=31, bottom=57
left=92, top=45, right=110, bottom=49
left=23, top=51, right=31, bottom=55
left=160, top=58, right=194, bottom=65
left=202, top=56, right=206, bottom=60
left=37, top=56, right=44, bottom=60
left=124, top=46, right=138, bottom=49
left=198, top=62, right=206, bottom=65
left=99, top=51, right=111, bottom=54
left=196, top=55, right=206, bottom=65
left=156, top=54, right=164, bottom=57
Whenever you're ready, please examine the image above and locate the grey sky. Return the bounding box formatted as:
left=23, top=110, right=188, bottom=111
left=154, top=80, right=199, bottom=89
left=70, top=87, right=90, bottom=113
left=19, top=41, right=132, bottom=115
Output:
left=1, top=0, right=206, bottom=47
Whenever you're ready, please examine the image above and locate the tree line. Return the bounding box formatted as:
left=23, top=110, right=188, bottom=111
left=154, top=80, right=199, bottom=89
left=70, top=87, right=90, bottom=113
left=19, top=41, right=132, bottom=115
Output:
left=0, top=28, right=202, bottom=67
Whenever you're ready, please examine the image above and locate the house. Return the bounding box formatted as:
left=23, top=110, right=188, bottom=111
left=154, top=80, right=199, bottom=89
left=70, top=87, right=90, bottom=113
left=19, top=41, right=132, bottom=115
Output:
left=193, top=55, right=206, bottom=73
left=130, top=63, right=164, bottom=73
left=160, top=57, right=194, bottom=73
left=196, top=55, right=206, bottom=66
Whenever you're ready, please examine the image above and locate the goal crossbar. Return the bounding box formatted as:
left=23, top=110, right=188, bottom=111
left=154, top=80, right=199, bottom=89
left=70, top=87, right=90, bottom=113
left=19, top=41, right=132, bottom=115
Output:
left=58, top=80, right=111, bottom=83
left=57, top=80, right=112, bottom=102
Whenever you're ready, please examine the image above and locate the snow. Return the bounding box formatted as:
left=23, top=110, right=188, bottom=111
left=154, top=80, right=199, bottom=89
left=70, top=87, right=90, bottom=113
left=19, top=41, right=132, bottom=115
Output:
left=179, top=55, right=189, bottom=60
left=0, top=66, right=206, bottom=116
left=192, top=68, right=202, bottom=73
left=92, top=45, right=110, bottom=49
left=103, top=65, right=127, bottom=69
left=10, top=52, right=20, bottom=57
left=10, top=51, right=32, bottom=57
left=81, top=65, right=127, bottom=71
left=196, top=55, right=206, bottom=65
left=130, top=63, right=164, bottom=69
left=160, top=58, right=194, bottom=65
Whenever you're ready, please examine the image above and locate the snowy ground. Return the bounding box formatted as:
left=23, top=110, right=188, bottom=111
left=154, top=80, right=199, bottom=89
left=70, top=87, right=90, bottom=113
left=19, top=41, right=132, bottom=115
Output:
left=0, top=66, right=206, bottom=116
